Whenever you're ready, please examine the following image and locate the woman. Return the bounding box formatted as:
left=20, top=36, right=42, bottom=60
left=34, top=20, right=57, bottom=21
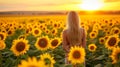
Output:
left=62, top=11, right=86, bottom=66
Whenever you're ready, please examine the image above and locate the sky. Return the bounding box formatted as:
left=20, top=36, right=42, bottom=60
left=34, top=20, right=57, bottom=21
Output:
left=0, top=0, right=120, bottom=11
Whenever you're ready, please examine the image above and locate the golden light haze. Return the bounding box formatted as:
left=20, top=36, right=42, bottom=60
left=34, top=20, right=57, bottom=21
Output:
left=0, top=0, right=120, bottom=11
left=81, top=0, right=104, bottom=11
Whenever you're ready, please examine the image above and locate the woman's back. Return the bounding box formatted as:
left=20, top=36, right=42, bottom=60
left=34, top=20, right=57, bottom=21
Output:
left=63, top=27, right=84, bottom=47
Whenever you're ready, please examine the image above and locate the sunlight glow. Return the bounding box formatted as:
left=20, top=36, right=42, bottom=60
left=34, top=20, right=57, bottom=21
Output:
left=80, top=0, right=104, bottom=11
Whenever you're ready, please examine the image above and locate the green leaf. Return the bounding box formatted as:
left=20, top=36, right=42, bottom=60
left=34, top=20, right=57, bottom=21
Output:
left=94, top=64, right=102, bottom=67
left=94, top=55, right=104, bottom=60
left=105, top=62, right=113, bottom=67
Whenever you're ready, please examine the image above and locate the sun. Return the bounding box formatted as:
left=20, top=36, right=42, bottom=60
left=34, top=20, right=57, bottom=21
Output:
left=80, top=0, right=104, bottom=11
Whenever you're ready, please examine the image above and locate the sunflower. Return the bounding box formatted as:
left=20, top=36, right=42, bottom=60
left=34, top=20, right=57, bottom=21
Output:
left=50, top=38, right=61, bottom=49
left=18, top=35, right=26, bottom=39
left=88, top=44, right=97, bottom=52
left=104, top=36, right=109, bottom=40
left=0, top=32, right=7, bottom=40
left=18, top=57, right=46, bottom=67
left=105, top=35, right=119, bottom=50
left=110, top=47, right=120, bottom=64
left=0, top=40, right=6, bottom=50
left=103, top=27, right=110, bottom=32
left=10, top=38, right=30, bottom=56
left=25, top=28, right=30, bottom=35
left=35, top=36, right=50, bottom=51
left=17, top=24, right=24, bottom=30
left=89, top=31, right=97, bottom=39
left=40, top=53, right=55, bottom=67
left=108, top=21, right=114, bottom=27
left=7, top=28, right=15, bottom=36
left=51, top=28, right=57, bottom=36
left=110, top=27, right=120, bottom=35
left=25, top=25, right=33, bottom=35
left=39, top=23, right=45, bottom=29
left=99, top=37, right=105, bottom=44
left=42, top=27, right=47, bottom=32
left=32, top=28, right=41, bottom=37
left=45, top=29, right=50, bottom=34
left=68, top=46, right=85, bottom=64
left=105, top=31, right=111, bottom=36
left=57, top=22, right=62, bottom=29
left=52, top=22, right=58, bottom=28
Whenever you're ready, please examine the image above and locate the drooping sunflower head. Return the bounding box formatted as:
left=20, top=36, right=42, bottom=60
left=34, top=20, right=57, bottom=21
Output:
left=88, top=44, right=97, bottom=52
left=0, top=40, right=6, bottom=50
left=50, top=38, right=61, bottom=49
left=10, top=38, right=30, bottom=56
left=68, top=46, right=86, bottom=64
left=40, top=53, right=55, bottom=67
left=18, top=57, right=45, bottom=67
left=105, top=35, right=119, bottom=50
left=35, top=36, right=50, bottom=51
left=110, top=47, right=120, bottom=64
left=32, top=28, right=41, bottom=37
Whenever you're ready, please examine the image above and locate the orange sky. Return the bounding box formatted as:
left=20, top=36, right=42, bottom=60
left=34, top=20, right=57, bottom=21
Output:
left=0, top=0, right=120, bottom=11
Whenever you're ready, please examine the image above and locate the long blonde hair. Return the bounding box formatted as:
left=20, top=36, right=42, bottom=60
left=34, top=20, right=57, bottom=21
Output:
left=67, top=11, right=83, bottom=46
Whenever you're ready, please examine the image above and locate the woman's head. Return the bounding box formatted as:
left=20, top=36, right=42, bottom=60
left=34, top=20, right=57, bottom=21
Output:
left=67, top=11, right=80, bottom=29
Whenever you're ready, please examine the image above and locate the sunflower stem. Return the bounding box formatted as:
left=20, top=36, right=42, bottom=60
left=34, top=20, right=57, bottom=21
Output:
left=15, top=56, right=20, bottom=67
left=0, top=51, right=2, bottom=67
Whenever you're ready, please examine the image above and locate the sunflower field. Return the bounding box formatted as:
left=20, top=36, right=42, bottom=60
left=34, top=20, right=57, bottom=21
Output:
left=0, top=15, right=120, bottom=67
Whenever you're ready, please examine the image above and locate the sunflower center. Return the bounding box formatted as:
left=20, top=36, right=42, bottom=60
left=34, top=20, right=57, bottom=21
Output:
left=51, top=39, right=58, bottom=47
left=44, top=58, right=51, bottom=65
left=100, top=39, right=104, bottom=43
left=114, top=30, right=119, bottom=34
left=73, top=50, right=81, bottom=59
left=8, top=31, right=12, bottom=35
left=54, top=24, right=57, bottom=27
left=38, top=38, right=47, bottom=48
left=46, top=30, right=49, bottom=33
left=109, top=23, right=112, bottom=26
left=0, top=34, right=4, bottom=40
left=29, top=28, right=32, bottom=31
left=34, top=30, right=39, bottom=34
left=26, top=29, right=29, bottom=34
left=105, top=37, right=108, bottom=40
left=90, top=46, right=94, bottom=50
left=52, top=30, right=55, bottom=34
left=108, top=37, right=117, bottom=46
left=91, top=33, right=95, bottom=37
left=16, top=42, right=25, bottom=52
